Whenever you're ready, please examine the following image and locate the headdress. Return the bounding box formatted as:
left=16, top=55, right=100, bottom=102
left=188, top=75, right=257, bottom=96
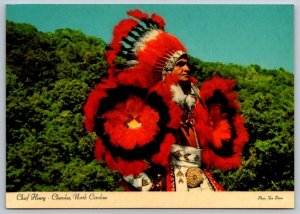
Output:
left=106, top=9, right=187, bottom=88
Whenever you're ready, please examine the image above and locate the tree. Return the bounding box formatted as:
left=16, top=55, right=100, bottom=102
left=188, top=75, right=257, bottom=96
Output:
left=6, top=21, right=121, bottom=191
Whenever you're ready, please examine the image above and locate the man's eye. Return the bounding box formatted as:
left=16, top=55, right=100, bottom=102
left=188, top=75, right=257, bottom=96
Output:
left=176, top=61, right=186, bottom=67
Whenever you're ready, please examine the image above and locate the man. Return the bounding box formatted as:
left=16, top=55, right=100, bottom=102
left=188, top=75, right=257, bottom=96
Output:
left=172, top=57, right=190, bottom=82
left=84, top=9, right=248, bottom=191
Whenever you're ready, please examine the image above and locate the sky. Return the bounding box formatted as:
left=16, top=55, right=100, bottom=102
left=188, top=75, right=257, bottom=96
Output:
left=6, top=4, right=294, bottom=72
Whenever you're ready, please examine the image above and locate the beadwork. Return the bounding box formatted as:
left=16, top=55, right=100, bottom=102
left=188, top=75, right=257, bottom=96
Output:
left=186, top=167, right=204, bottom=188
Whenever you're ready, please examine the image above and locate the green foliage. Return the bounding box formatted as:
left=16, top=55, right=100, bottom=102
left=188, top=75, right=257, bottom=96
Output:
left=6, top=21, right=294, bottom=191
left=6, top=21, right=121, bottom=192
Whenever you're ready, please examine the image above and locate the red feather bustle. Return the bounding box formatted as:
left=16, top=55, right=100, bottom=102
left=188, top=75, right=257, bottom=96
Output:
left=111, top=155, right=150, bottom=176
left=151, top=133, right=176, bottom=167
left=197, top=77, right=249, bottom=170
left=83, top=78, right=117, bottom=132
left=101, top=96, right=160, bottom=150
left=94, top=133, right=151, bottom=176
left=201, top=77, right=240, bottom=110
left=94, top=138, right=106, bottom=162
left=193, top=99, right=214, bottom=148
left=209, top=104, right=232, bottom=148
left=84, top=77, right=181, bottom=175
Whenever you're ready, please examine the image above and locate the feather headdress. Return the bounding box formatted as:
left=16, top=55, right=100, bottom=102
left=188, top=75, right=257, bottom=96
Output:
left=106, top=9, right=187, bottom=88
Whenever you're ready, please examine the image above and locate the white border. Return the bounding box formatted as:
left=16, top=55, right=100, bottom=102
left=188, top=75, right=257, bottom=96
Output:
left=1, top=0, right=298, bottom=213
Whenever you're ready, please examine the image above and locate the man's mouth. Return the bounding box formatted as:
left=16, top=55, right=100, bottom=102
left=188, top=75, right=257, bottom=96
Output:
left=181, top=73, right=189, bottom=77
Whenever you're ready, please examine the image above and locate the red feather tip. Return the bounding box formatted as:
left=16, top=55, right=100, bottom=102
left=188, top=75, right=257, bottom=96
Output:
left=151, top=13, right=166, bottom=28
left=151, top=133, right=175, bottom=167
left=105, top=150, right=150, bottom=176
left=117, top=159, right=150, bottom=176
left=127, top=9, right=149, bottom=20
left=94, top=138, right=106, bottom=161
left=83, top=78, right=117, bottom=132
left=112, top=19, right=139, bottom=46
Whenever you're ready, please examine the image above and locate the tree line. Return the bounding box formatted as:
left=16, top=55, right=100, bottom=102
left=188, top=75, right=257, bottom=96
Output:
left=6, top=21, right=294, bottom=191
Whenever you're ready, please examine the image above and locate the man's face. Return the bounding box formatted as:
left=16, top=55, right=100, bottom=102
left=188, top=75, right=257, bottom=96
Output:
left=171, top=58, right=190, bottom=82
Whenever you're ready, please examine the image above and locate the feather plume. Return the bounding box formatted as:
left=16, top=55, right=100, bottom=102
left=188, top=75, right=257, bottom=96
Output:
left=117, top=158, right=150, bottom=176
left=101, top=96, right=160, bottom=150
left=83, top=78, right=117, bottom=132
left=151, top=13, right=166, bottom=28
left=197, top=77, right=248, bottom=170
left=127, top=9, right=149, bottom=20
left=94, top=138, right=106, bottom=161
left=151, top=133, right=176, bottom=167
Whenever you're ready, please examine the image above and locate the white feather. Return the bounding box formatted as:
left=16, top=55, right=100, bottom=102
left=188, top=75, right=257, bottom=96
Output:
left=170, top=84, right=196, bottom=110
left=132, top=29, right=161, bottom=54
left=170, top=84, right=186, bottom=104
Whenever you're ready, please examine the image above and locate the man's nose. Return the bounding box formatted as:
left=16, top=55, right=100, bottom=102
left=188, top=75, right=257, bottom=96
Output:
left=183, top=64, right=190, bottom=72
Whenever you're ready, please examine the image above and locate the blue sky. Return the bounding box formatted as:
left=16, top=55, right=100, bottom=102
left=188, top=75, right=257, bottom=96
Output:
left=6, top=4, right=294, bottom=72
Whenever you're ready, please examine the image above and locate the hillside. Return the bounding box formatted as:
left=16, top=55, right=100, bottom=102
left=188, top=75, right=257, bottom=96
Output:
left=6, top=21, right=294, bottom=191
